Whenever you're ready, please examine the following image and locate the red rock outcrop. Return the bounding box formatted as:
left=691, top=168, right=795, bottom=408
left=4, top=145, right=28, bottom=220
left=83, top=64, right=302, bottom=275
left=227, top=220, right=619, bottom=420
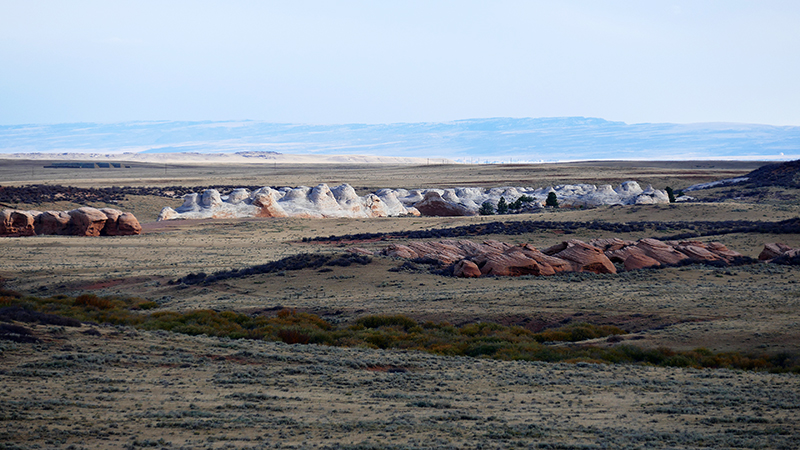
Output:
left=34, top=211, right=72, bottom=235
left=474, top=251, right=555, bottom=277
left=588, top=238, right=634, bottom=252
left=101, top=208, right=143, bottom=236
left=373, top=236, right=750, bottom=278
left=671, top=241, right=723, bottom=263
left=512, top=244, right=572, bottom=273
left=413, top=192, right=476, bottom=217
left=758, top=243, right=800, bottom=264
left=0, top=210, right=36, bottom=236
left=606, top=246, right=661, bottom=271
left=544, top=240, right=617, bottom=274
left=606, top=239, right=744, bottom=268
left=759, top=243, right=794, bottom=261
left=68, top=207, right=108, bottom=237
left=635, top=238, right=691, bottom=266
left=453, top=259, right=481, bottom=278
left=1, top=208, right=141, bottom=237
left=383, top=244, right=421, bottom=260
left=380, top=239, right=595, bottom=277
left=703, top=242, right=742, bottom=262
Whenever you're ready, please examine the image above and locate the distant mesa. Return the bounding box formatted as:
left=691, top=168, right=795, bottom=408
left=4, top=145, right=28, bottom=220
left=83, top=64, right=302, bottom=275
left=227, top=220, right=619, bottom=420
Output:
left=370, top=238, right=748, bottom=278
left=157, top=181, right=669, bottom=220
left=234, top=151, right=282, bottom=157
left=1, top=207, right=141, bottom=237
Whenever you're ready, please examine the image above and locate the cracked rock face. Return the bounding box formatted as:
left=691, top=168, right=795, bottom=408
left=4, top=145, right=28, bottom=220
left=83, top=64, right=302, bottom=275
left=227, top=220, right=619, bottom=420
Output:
left=158, top=181, right=669, bottom=221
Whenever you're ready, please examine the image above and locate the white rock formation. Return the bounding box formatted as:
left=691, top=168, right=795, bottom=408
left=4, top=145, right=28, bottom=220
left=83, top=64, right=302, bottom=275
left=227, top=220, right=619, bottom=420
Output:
left=157, top=181, right=670, bottom=221
left=158, top=184, right=419, bottom=220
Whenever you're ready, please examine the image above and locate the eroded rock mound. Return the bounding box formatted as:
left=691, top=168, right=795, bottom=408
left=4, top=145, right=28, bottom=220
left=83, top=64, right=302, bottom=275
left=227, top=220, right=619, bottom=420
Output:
left=759, top=243, right=795, bottom=261
left=158, top=181, right=670, bottom=220
left=159, top=185, right=419, bottom=220
left=372, top=237, right=747, bottom=277
left=0, top=210, right=36, bottom=236
left=379, top=238, right=614, bottom=277
left=69, top=207, right=109, bottom=236
left=1, top=208, right=141, bottom=237
left=34, top=211, right=71, bottom=235
left=100, top=208, right=143, bottom=236
left=759, top=243, right=800, bottom=264
left=542, top=240, right=617, bottom=274
left=413, top=192, right=477, bottom=217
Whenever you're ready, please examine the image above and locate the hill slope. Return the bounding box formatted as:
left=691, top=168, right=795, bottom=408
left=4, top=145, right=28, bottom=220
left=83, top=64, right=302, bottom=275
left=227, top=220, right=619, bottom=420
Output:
left=742, top=159, right=800, bottom=188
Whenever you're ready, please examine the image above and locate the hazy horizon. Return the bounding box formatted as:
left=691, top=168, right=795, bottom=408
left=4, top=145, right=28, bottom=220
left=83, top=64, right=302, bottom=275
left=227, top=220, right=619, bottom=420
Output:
left=2, top=116, right=798, bottom=162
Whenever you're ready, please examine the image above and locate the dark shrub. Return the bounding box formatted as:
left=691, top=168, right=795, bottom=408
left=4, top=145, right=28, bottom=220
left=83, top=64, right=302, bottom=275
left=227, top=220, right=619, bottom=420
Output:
left=0, top=323, right=38, bottom=343
left=277, top=329, right=310, bottom=345
left=0, top=306, right=81, bottom=327
left=356, top=315, right=417, bottom=331
left=74, top=294, right=113, bottom=310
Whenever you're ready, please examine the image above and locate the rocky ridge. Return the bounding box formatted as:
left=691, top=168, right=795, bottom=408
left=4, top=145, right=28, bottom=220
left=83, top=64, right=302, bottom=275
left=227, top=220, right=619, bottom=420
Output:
left=158, top=181, right=670, bottom=220
left=0, top=207, right=142, bottom=237
left=370, top=238, right=748, bottom=278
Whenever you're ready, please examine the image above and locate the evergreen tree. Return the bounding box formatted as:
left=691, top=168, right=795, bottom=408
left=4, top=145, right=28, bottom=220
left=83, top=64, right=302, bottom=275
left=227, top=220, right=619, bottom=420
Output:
left=510, top=195, right=533, bottom=210
left=666, top=186, right=676, bottom=203
left=545, top=192, right=559, bottom=208
left=479, top=200, right=495, bottom=215
left=496, top=197, right=508, bottom=214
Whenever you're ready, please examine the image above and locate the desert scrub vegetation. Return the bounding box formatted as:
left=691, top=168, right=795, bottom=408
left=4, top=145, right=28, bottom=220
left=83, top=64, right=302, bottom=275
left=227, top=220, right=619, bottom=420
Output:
left=3, top=289, right=800, bottom=373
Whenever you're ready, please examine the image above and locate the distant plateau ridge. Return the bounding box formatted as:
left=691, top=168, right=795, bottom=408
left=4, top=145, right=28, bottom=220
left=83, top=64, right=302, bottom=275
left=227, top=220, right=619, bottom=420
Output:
left=1, top=117, right=798, bottom=162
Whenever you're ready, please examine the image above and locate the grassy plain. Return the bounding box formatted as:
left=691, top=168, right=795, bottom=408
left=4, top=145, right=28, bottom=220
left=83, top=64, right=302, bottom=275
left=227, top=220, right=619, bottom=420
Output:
left=1, top=159, right=799, bottom=449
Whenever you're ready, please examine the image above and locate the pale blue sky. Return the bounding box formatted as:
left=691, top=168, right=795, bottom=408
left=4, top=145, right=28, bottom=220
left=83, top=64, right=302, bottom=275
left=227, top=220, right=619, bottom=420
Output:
left=1, top=1, right=799, bottom=126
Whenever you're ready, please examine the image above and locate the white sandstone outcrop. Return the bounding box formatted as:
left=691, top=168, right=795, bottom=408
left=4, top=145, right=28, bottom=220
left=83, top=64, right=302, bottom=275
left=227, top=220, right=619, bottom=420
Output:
left=158, top=184, right=419, bottom=220
left=157, top=181, right=670, bottom=221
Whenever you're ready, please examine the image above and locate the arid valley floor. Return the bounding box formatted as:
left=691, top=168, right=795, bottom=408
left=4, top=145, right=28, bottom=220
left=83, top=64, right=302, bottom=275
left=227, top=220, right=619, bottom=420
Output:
left=1, top=159, right=799, bottom=449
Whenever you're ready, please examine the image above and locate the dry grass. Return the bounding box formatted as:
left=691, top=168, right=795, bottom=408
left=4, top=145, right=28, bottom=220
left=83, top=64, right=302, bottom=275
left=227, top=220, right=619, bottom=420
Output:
left=1, top=158, right=799, bottom=448
left=2, top=324, right=799, bottom=449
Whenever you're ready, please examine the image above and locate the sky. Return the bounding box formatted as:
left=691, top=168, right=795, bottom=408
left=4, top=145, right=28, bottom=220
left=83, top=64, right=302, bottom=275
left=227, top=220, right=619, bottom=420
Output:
left=1, top=1, right=799, bottom=127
